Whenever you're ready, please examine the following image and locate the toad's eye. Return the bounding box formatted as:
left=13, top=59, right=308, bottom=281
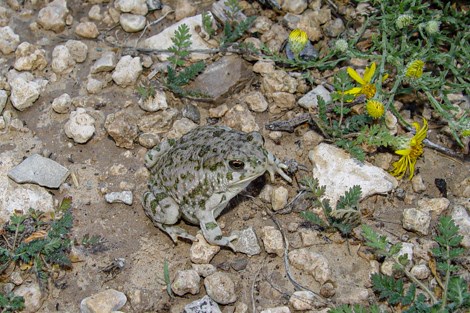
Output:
left=229, top=160, right=245, bottom=171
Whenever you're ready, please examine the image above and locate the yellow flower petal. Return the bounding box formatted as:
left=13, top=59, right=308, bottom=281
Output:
left=363, top=62, right=376, bottom=83
left=394, top=148, right=411, bottom=156
left=347, top=67, right=365, bottom=85
left=343, top=87, right=363, bottom=96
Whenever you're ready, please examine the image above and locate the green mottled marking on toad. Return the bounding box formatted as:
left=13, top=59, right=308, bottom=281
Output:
left=142, top=125, right=292, bottom=251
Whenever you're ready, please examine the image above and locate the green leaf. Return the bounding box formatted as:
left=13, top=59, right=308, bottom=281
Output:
left=447, top=276, right=470, bottom=308
left=371, top=273, right=408, bottom=305
left=300, top=211, right=327, bottom=228
left=361, top=225, right=389, bottom=253
left=336, top=185, right=362, bottom=210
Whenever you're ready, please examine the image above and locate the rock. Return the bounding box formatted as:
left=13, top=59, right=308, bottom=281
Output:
left=86, top=76, right=108, bottom=94
left=188, top=55, right=254, bottom=104
left=37, top=0, right=69, bottom=32
left=90, top=51, right=117, bottom=73
left=140, top=14, right=213, bottom=61
left=174, top=105, right=197, bottom=126
left=230, top=257, right=248, bottom=271
left=230, top=227, right=261, bottom=256
left=184, top=295, right=222, bottom=313
left=191, top=263, right=217, bottom=277
left=52, top=93, right=72, bottom=114
left=138, top=133, right=159, bottom=148
left=308, top=143, right=398, bottom=205
left=7, top=154, right=69, bottom=189
left=250, top=16, right=274, bottom=34
left=208, top=104, right=228, bottom=118
left=298, top=85, right=331, bottom=110
left=51, top=45, right=75, bottom=74
left=115, top=0, right=148, bottom=15
left=289, top=290, right=316, bottom=310
left=190, top=233, right=221, bottom=264
left=253, top=60, right=275, bottom=74
left=268, top=92, right=296, bottom=113
left=320, top=282, right=336, bottom=298
left=0, top=90, right=7, bottom=114
left=7, top=71, right=47, bottom=111
left=282, top=0, right=308, bottom=14
left=402, top=208, right=431, bottom=235
left=336, top=287, right=369, bottom=305
left=104, top=110, right=139, bottom=149
left=260, top=307, right=291, bottom=313
left=104, top=191, right=133, bottom=205
left=261, top=23, right=289, bottom=52
left=75, top=21, right=99, bottom=38
left=120, top=13, right=146, bottom=32
left=261, top=70, right=298, bottom=94
left=271, top=186, right=288, bottom=211
left=65, top=40, right=88, bottom=63
left=166, top=118, right=198, bottom=139
left=13, top=280, right=43, bottom=312
left=80, top=289, right=127, bottom=313
left=88, top=5, right=102, bottom=20
left=410, top=264, right=430, bottom=280
left=64, top=108, right=96, bottom=144
left=323, top=18, right=345, bottom=38
left=171, top=269, right=201, bottom=296
left=411, top=174, right=426, bottom=192
left=175, top=0, right=196, bottom=21
left=147, top=0, right=162, bottom=11
left=451, top=205, right=470, bottom=248
left=417, top=197, right=450, bottom=215
left=222, top=105, right=259, bottom=133
left=138, top=90, right=168, bottom=112
left=112, top=55, right=143, bottom=87
left=204, top=272, right=237, bottom=305
left=260, top=226, right=284, bottom=256
left=244, top=91, right=268, bottom=112
left=137, top=108, right=178, bottom=134
left=14, top=42, right=47, bottom=71
left=288, top=248, right=331, bottom=284
left=302, top=130, right=323, bottom=148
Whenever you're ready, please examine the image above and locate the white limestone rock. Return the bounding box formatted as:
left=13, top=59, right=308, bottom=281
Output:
left=51, top=45, right=76, bottom=74
left=7, top=71, right=48, bottom=111
left=112, top=55, right=142, bottom=87
left=37, top=0, right=69, bottom=32
left=0, top=26, right=20, bottom=54
left=120, top=13, right=146, bottom=32
left=14, top=42, right=47, bottom=71
left=64, top=108, right=96, bottom=143
left=308, top=143, right=398, bottom=205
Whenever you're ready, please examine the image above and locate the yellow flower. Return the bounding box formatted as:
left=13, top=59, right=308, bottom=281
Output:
left=405, top=60, right=424, bottom=79
left=390, top=118, right=428, bottom=180
left=366, top=100, right=385, bottom=119
left=288, top=29, right=308, bottom=57
left=344, top=62, right=377, bottom=99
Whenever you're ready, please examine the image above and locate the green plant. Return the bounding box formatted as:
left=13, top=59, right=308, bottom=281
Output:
left=165, top=23, right=206, bottom=97
left=0, top=292, right=25, bottom=313
left=201, top=11, right=216, bottom=38
left=0, top=198, right=74, bottom=286
left=359, top=216, right=470, bottom=312
left=163, top=259, right=173, bottom=298
left=136, top=83, right=156, bottom=101
left=299, top=177, right=362, bottom=237
left=220, top=0, right=256, bottom=47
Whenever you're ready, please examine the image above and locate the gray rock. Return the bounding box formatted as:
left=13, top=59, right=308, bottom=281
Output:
left=230, top=227, right=261, bottom=256
left=260, top=226, right=284, bottom=256
left=166, top=118, right=198, bottom=140
left=451, top=205, right=470, bottom=248
left=182, top=103, right=201, bottom=124
left=88, top=5, right=102, bottom=20
left=175, top=0, right=196, bottom=21
left=260, top=307, right=291, bottom=313
left=137, top=108, right=178, bottom=134
left=52, top=93, right=72, bottom=114
left=204, top=272, right=237, bottom=305
left=183, top=295, right=221, bottom=313
left=104, top=191, right=133, bottom=205
left=14, top=42, right=47, bottom=71
left=37, top=0, right=69, bottom=33
left=323, top=18, right=345, bottom=37
left=51, top=45, right=75, bottom=74
left=112, top=55, right=143, bottom=87
left=8, top=154, right=69, bottom=189
left=171, top=269, right=201, bottom=296
left=289, top=290, right=316, bottom=310
left=0, top=90, right=7, bottom=114
left=120, top=13, right=146, bottom=32
left=417, top=197, right=450, bottom=215
left=411, top=264, right=430, bottom=280
left=402, top=208, right=431, bottom=235
left=86, top=76, right=108, bottom=94
left=298, top=85, right=331, bottom=109
left=91, top=51, right=117, bottom=73
left=65, top=40, right=88, bottom=63
left=64, top=108, right=96, bottom=144
left=138, top=132, right=160, bottom=148
left=222, top=104, right=259, bottom=133
left=147, top=0, right=162, bottom=11
left=271, top=186, right=288, bottom=211
left=282, top=0, right=308, bottom=14
left=261, top=70, right=298, bottom=94
left=191, top=263, right=217, bottom=277
left=188, top=55, right=254, bottom=104
left=230, top=257, right=248, bottom=271
left=13, top=280, right=43, bottom=312
left=104, top=110, right=139, bottom=149
left=80, top=289, right=127, bottom=313
left=190, top=233, right=221, bottom=264
left=308, top=143, right=398, bottom=205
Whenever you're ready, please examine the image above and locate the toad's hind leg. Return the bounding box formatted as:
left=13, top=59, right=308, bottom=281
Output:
left=142, top=191, right=196, bottom=243
left=197, top=210, right=238, bottom=251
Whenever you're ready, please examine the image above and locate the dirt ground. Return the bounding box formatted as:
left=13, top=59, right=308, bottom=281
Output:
left=0, top=1, right=469, bottom=312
